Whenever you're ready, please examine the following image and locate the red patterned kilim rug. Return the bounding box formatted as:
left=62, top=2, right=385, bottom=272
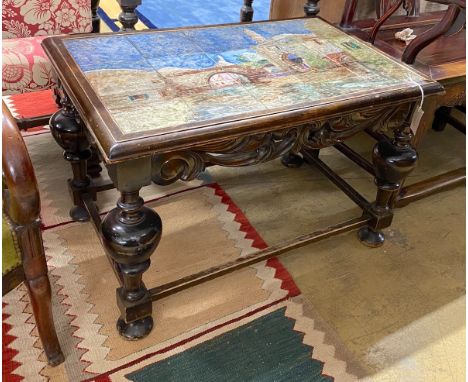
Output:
left=3, top=108, right=358, bottom=381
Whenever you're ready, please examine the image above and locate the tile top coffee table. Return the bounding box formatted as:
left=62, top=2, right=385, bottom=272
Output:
left=42, top=17, right=442, bottom=339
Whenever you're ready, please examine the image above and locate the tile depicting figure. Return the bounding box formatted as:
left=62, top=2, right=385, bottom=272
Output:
left=64, top=18, right=426, bottom=135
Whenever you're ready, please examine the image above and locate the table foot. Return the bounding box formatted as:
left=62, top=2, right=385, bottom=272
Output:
left=117, top=316, right=154, bottom=340
left=357, top=226, right=385, bottom=247
left=281, top=152, right=304, bottom=168
left=70, top=205, right=90, bottom=222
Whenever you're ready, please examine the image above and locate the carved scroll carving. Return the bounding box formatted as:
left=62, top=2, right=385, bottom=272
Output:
left=152, top=103, right=413, bottom=185
left=152, top=151, right=204, bottom=185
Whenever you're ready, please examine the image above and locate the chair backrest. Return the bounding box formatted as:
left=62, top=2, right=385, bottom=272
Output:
left=340, top=0, right=465, bottom=64
left=2, top=0, right=93, bottom=39
left=340, top=0, right=420, bottom=28
left=377, top=0, right=420, bottom=17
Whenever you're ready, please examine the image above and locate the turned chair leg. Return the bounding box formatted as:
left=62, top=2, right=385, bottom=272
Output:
left=3, top=101, right=64, bottom=366
left=17, top=221, right=64, bottom=366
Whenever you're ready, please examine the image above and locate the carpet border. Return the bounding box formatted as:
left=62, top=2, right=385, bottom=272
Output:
left=85, top=182, right=301, bottom=381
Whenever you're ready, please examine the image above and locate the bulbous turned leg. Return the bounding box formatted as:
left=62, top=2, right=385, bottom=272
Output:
left=281, top=152, right=304, bottom=168
left=101, top=190, right=162, bottom=340
left=50, top=94, right=91, bottom=222
left=117, top=0, right=141, bottom=31
left=358, top=125, right=418, bottom=247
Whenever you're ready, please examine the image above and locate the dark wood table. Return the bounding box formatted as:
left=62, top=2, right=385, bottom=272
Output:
left=42, top=17, right=442, bottom=340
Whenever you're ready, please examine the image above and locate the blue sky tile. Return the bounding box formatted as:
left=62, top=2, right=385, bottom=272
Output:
left=126, top=31, right=202, bottom=58
left=148, top=52, right=216, bottom=71
left=65, top=36, right=154, bottom=72
left=184, top=26, right=258, bottom=54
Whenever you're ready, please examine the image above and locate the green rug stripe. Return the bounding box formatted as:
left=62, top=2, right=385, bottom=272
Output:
left=127, top=307, right=333, bottom=382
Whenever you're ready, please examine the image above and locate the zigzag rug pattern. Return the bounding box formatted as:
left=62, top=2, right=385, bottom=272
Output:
left=3, top=122, right=357, bottom=381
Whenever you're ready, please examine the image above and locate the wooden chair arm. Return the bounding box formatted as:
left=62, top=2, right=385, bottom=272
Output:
left=2, top=101, right=40, bottom=225
left=402, top=3, right=465, bottom=63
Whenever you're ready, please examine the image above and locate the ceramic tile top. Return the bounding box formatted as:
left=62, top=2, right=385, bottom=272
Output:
left=64, top=18, right=426, bottom=135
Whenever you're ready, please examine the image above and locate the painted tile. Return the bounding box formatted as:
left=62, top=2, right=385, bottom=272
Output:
left=246, top=20, right=313, bottom=39
left=111, top=98, right=192, bottom=134
left=126, top=32, right=201, bottom=57
left=148, top=52, right=216, bottom=71
left=65, top=36, right=153, bottom=72
left=184, top=25, right=258, bottom=54
left=86, top=70, right=166, bottom=97
left=243, top=78, right=322, bottom=110
left=64, top=18, right=427, bottom=136
left=182, top=85, right=267, bottom=122
left=101, top=89, right=166, bottom=114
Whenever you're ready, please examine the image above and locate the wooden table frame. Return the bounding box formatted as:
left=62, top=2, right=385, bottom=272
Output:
left=43, top=17, right=443, bottom=340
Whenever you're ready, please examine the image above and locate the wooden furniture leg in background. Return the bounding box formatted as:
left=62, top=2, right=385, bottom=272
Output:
left=117, top=0, right=141, bottom=30
left=2, top=102, right=64, bottom=366
left=270, top=0, right=346, bottom=22
left=432, top=106, right=454, bottom=131
left=91, top=0, right=101, bottom=33
left=241, top=0, right=254, bottom=22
